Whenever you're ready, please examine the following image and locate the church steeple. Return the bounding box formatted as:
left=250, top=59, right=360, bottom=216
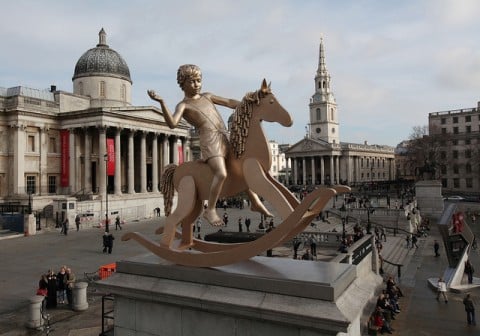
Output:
left=308, top=36, right=339, bottom=144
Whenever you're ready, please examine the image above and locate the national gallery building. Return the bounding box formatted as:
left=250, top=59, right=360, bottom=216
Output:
left=0, top=29, right=189, bottom=227
left=285, top=39, right=395, bottom=187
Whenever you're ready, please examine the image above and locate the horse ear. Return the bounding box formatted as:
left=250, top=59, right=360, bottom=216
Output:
left=261, top=79, right=268, bottom=93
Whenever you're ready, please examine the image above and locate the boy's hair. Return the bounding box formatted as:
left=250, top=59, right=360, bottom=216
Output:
left=177, top=64, right=202, bottom=89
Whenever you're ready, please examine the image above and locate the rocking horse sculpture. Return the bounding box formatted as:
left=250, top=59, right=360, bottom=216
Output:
left=123, top=79, right=350, bottom=267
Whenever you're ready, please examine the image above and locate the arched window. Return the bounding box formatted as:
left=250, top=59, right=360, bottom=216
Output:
left=316, top=108, right=321, bottom=120
left=100, top=81, right=106, bottom=98
left=79, top=82, right=84, bottom=95
left=121, top=84, right=126, bottom=101
left=331, top=108, right=334, bottom=120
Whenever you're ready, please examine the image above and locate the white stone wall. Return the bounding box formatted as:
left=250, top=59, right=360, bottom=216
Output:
left=73, top=76, right=131, bottom=107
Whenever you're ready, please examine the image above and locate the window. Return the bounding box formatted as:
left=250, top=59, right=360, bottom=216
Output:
left=26, top=176, right=36, bottom=194
left=331, top=108, right=334, bottom=120
left=466, top=116, right=471, bottom=122
left=453, top=178, right=460, bottom=188
left=466, top=164, right=472, bottom=173
left=440, top=165, right=447, bottom=174
left=27, top=135, right=35, bottom=152
left=441, top=128, right=447, bottom=134
left=121, top=84, right=126, bottom=101
left=442, top=179, right=447, bottom=188
left=49, top=137, right=56, bottom=153
left=466, top=178, right=473, bottom=188
left=453, top=150, right=458, bottom=159
left=441, top=118, right=446, bottom=124
left=452, top=139, right=458, bottom=145
left=440, top=151, right=446, bottom=159
left=48, top=176, right=57, bottom=194
left=466, top=125, right=471, bottom=133
left=453, top=116, right=458, bottom=123
left=100, top=81, right=106, bottom=98
left=79, top=81, right=84, bottom=95
left=465, top=150, right=472, bottom=159
left=453, top=127, right=459, bottom=134
left=316, top=108, right=321, bottom=120
left=466, top=139, right=471, bottom=145
left=453, top=165, right=459, bottom=174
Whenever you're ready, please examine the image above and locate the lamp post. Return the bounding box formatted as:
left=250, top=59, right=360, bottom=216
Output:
left=365, top=198, right=372, bottom=234
left=104, top=154, right=109, bottom=232
left=340, top=204, right=347, bottom=241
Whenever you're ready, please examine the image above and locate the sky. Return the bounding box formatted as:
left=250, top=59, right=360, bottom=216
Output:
left=2, top=0, right=480, bottom=147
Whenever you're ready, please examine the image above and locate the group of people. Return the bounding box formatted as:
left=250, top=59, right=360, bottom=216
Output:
left=36, top=266, right=76, bottom=310
left=368, top=275, right=404, bottom=334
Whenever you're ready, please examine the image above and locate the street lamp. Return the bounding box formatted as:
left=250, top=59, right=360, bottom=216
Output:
left=365, top=198, right=372, bottom=234
left=104, top=154, right=109, bottom=232
left=340, top=203, right=347, bottom=241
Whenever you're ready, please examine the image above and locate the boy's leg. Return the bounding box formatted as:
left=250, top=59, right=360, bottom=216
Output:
left=203, top=157, right=226, bottom=226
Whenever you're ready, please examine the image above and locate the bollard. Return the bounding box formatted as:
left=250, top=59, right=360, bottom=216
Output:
left=25, top=295, right=45, bottom=329
left=72, top=281, right=89, bottom=311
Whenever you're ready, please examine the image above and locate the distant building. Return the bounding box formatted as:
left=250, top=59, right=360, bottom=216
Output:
left=394, top=140, right=415, bottom=181
left=429, top=104, right=480, bottom=193
left=268, top=140, right=287, bottom=182
left=0, top=29, right=190, bottom=227
left=285, top=38, right=395, bottom=187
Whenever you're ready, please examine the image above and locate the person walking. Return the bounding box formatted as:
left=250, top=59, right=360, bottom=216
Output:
left=411, top=234, right=418, bottom=249
left=62, top=217, right=69, bottom=235
left=245, top=217, right=251, bottom=232
left=195, top=217, right=202, bottom=233
left=465, top=260, right=475, bottom=284
left=434, top=240, right=440, bottom=257
left=56, top=266, right=67, bottom=304
left=238, top=217, right=243, bottom=232
left=115, top=215, right=122, bottom=230
left=436, top=277, right=448, bottom=303
left=463, top=293, right=476, bottom=326
left=75, top=214, right=81, bottom=231
left=106, top=232, right=115, bottom=254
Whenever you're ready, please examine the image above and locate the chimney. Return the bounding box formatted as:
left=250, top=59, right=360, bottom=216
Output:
left=50, top=85, right=57, bottom=92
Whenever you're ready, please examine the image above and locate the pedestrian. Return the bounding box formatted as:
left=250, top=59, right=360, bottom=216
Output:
left=380, top=227, right=386, bottom=242
left=102, top=232, right=109, bottom=253
left=405, top=235, right=411, bottom=249
left=115, top=215, right=122, bottom=230
left=106, top=232, right=115, bottom=254
left=465, top=260, right=475, bottom=284
left=62, top=217, right=69, bottom=235
left=293, top=237, right=302, bottom=259
left=434, top=240, right=440, bottom=257
left=238, top=217, right=243, bottom=232
left=46, top=269, right=57, bottom=309
left=75, top=214, right=81, bottom=231
left=196, top=217, right=202, bottom=232
left=245, top=217, right=251, bottom=232
left=463, top=293, right=476, bottom=326
left=411, top=234, right=418, bottom=248
left=65, top=267, right=76, bottom=308
left=436, top=277, right=448, bottom=303
left=223, top=212, right=228, bottom=227
left=56, top=266, right=67, bottom=304
left=308, top=234, right=317, bottom=257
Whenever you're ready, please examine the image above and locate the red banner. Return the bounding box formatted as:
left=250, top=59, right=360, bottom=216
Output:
left=178, top=145, right=184, bottom=164
left=60, top=130, right=69, bottom=187
left=106, top=138, right=115, bottom=176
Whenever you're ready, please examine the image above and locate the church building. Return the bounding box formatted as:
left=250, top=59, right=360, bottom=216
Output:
left=285, top=38, right=395, bottom=187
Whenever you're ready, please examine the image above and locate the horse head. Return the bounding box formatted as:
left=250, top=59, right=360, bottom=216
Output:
left=256, top=79, right=293, bottom=127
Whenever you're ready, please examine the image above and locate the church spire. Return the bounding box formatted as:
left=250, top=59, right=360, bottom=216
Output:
left=317, top=36, right=327, bottom=74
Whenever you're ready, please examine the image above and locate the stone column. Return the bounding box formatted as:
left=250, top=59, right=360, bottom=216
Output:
left=12, top=123, right=25, bottom=194
left=285, top=158, right=290, bottom=186
left=329, top=156, right=334, bottom=184
left=128, top=130, right=135, bottom=194
left=72, top=282, right=89, bottom=311
left=335, top=156, right=340, bottom=184
left=74, top=130, right=82, bottom=192
left=39, top=126, right=48, bottom=195
left=152, top=133, right=159, bottom=192
left=98, top=127, right=107, bottom=195
left=172, top=136, right=179, bottom=164
left=114, top=128, right=122, bottom=195
left=84, top=129, right=92, bottom=193
left=69, top=129, right=76, bottom=194
left=311, top=157, right=315, bottom=185
left=25, top=295, right=44, bottom=329
left=140, top=131, right=147, bottom=193
left=320, top=156, right=324, bottom=185
left=302, top=157, right=306, bottom=185
left=293, top=158, right=298, bottom=185
left=163, top=135, right=170, bottom=165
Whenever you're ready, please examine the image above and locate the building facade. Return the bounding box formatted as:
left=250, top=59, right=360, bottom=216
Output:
left=429, top=104, right=480, bottom=193
left=0, top=29, right=190, bottom=226
left=285, top=38, right=395, bottom=187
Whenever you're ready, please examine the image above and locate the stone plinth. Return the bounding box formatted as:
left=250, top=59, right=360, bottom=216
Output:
left=415, top=180, right=444, bottom=219
left=25, top=295, right=45, bottom=329
left=94, top=253, right=380, bottom=336
left=72, top=282, right=89, bottom=311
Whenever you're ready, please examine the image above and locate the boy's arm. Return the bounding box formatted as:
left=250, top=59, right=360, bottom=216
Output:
left=210, top=94, right=240, bottom=109
left=148, top=90, right=184, bottom=129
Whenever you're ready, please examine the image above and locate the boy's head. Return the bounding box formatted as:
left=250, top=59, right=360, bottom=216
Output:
left=177, top=64, right=202, bottom=90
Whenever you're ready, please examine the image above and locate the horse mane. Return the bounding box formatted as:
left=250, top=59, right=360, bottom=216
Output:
left=229, top=89, right=267, bottom=158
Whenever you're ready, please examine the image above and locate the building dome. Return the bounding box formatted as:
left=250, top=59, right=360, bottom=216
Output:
left=73, top=28, right=132, bottom=83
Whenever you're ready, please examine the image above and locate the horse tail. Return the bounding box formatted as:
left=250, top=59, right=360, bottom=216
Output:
left=160, top=164, right=177, bottom=216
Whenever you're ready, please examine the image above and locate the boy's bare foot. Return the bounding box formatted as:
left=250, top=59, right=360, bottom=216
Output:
left=251, top=202, right=273, bottom=218
left=203, top=209, right=223, bottom=226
